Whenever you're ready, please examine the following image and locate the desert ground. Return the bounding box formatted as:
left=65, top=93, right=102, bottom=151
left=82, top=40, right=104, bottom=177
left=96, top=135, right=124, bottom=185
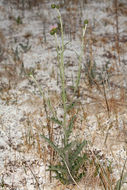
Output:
left=0, top=0, right=127, bottom=189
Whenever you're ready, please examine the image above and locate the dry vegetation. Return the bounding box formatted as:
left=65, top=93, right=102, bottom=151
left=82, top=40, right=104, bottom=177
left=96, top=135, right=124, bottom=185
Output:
left=0, top=0, right=127, bottom=189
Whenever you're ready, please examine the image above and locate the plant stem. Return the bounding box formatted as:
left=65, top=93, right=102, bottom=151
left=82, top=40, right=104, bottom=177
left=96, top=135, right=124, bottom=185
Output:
left=64, top=159, right=83, bottom=190
left=57, top=9, right=67, bottom=147
left=74, top=24, right=87, bottom=94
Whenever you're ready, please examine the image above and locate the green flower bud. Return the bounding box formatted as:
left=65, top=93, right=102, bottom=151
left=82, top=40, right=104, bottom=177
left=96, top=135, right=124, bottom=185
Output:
left=51, top=4, right=56, bottom=9
left=50, top=30, right=55, bottom=35
left=84, top=19, right=88, bottom=25
left=55, top=5, right=59, bottom=9
left=50, top=28, right=57, bottom=35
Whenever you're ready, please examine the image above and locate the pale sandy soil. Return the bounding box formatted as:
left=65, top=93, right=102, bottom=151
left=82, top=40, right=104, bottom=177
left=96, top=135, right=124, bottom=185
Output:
left=0, top=0, right=127, bottom=189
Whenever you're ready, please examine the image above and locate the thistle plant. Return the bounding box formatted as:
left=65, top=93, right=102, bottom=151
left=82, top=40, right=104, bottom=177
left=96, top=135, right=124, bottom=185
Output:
left=32, top=3, right=88, bottom=186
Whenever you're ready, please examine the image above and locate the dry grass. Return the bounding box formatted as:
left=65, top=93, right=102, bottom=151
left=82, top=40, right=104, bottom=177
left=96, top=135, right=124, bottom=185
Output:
left=0, top=0, right=127, bottom=189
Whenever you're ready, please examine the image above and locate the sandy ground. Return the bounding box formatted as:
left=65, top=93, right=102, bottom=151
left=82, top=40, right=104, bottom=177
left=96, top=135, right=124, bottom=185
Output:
left=0, top=0, right=127, bottom=189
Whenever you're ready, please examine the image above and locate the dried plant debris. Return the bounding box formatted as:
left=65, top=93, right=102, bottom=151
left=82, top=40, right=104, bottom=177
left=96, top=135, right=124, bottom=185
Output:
left=0, top=0, right=127, bottom=189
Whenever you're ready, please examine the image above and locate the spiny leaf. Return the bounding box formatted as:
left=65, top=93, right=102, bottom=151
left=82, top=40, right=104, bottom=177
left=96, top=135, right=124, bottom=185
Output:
left=41, top=135, right=64, bottom=158
left=51, top=117, right=62, bottom=125
left=77, top=172, right=86, bottom=181
left=70, top=140, right=87, bottom=163
left=54, top=171, right=67, bottom=185
left=63, top=140, right=77, bottom=153
left=66, top=115, right=76, bottom=142
left=47, top=165, right=68, bottom=174
left=71, top=154, right=87, bottom=173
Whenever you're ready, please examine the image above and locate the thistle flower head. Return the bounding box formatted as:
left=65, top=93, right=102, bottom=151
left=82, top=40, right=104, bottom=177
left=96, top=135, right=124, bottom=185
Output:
left=51, top=4, right=59, bottom=9
left=51, top=4, right=56, bottom=9
left=50, top=24, right=58, bottom=35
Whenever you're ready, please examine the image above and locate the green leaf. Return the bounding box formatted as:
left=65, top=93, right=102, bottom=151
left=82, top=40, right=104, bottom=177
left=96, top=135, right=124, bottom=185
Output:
left=77, top=172, right=86, bottom=181
left=41, top=135, right=64, bottom=158
left=47, top=165, right=67, bottom=175
left=70, top=140, right=87, bottom=163
left=71, top=154, right=87, bottom=173
left=51, top=117, right=62, bottom=125
left=55, top=171, right=67, bottom=185
left=63, top=140, right=77, bottom=153
left=65, top=115, right=76, bottom=142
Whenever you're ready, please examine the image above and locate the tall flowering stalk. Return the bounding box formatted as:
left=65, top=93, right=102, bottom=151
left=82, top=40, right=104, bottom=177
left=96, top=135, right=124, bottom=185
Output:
left=50, top=5, right=67, bottom=147
left=41, top=4, right=88, bottom=186
left=50, top=5, right=88, bottom=147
